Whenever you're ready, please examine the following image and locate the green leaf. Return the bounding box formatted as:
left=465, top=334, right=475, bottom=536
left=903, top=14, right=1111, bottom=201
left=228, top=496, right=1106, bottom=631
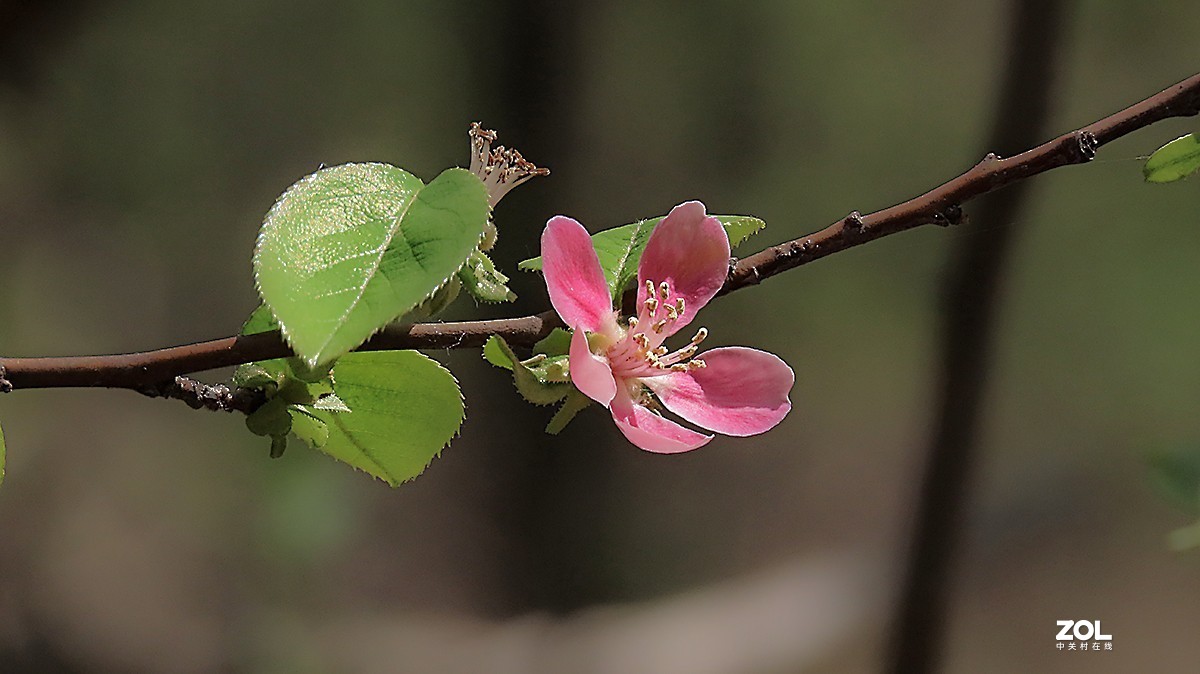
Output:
left=254, top=164, right=489, bottom=366
left=1148, top=447, right=1200, bottom=515
left=404, top=275, right=462, bottom=322
left=1144, top=134, right=1200, bottom=183
left=489, top=336, right=571, bottom=405
left=546, top=389, right=592, bottom=434
left=482, top=335, right=514, bottom=371
left=533, top=327, right=572, bottom=357
left=307, top=350, right=464, bottom=486
left=518, top=214, right=764, bottom=297
left=458, top=250, right=516, bottom=303
left=289, top=406, right=330, bottom=448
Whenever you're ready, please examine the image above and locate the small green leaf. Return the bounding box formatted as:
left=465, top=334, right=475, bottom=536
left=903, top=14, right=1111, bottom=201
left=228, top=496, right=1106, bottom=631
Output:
left=533, top=327, right=572, bottom=357
left=239, top=305, right=290, bottom=379
left=489, top=336, right=571, bottom=405
left=482, top=335, right=514, bottom=371
left=546, top=389, right=591, bottom=434
left=1144, top=134, right=1200, bottom=183
left=308, top=350, right=464, bottom=486
left=1148, top=447, right=1200, bottom=516
left=269, top=435, right=289, bottom=458
left=254, top=164, right=489, bottom=366
left=313, top=392, right=351, bottom=413
left=458, top=250, right=516, bottom=303
left=247, top=397, right=293, bottom=437
left=289, top=406, right=330, bottom=448
left=519, top=214, right=764, bottom=298
left=232, top=364, right=278, bottom=389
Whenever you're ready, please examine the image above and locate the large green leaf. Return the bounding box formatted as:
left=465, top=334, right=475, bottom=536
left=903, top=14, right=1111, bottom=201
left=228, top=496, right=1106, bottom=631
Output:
left=1144, top=134, right=1200, bottom=183
left=254, top=164, right=489, bottom=366
left=309, top=350, right=464, bottom=486
left=518, top=214, right=764, bottom=298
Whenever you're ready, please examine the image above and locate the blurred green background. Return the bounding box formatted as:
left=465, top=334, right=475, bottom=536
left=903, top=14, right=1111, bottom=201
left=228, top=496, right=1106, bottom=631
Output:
left=1, top=1, right=1198, bottom=672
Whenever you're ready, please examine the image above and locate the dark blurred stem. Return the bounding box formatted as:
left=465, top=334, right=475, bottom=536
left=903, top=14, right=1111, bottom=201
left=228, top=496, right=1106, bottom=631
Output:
left=886, top=1, right=1073, bottom=672
left=488, top=0, right=594, bottom=613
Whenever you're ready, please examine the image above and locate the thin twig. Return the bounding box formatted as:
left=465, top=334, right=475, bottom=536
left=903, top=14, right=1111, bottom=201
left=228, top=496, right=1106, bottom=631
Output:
left=1, top=71, right=1198, bottom=395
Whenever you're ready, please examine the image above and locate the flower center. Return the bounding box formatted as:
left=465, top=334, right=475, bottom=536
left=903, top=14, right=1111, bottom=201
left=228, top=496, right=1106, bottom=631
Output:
left=604, top=279, right=708, bottom=379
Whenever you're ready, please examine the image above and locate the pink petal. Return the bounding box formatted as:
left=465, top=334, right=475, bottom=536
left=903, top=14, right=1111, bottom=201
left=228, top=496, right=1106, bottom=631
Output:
left=610, top=387, right=713, bottom=454
left=637, top=201, right=730, bottom=337
left=646, top=347, right=793, bottom=436
left=542, top=216, right=615, bottom=333
left=569, top=326, right=617, bottom=406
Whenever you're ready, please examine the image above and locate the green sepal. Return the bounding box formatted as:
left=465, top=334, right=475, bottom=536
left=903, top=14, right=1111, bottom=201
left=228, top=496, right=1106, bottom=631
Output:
left=269, top=435, right=289, bottom=459
left=489, top=336, right=571, bottom=405
left=533, top=327, right=572, bottom=357
left=458, top=249, right=516, bottom=303
left=246, top=396, right=293, bottom=437
left=1144, top=133, right=1200, bottom=183
left=546, top=389, right=592, bottom=434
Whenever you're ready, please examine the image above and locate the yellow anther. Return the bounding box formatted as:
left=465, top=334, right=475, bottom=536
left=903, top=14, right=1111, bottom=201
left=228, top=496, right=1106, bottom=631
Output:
left=659, top=282, right=670, bottom=300
left=691, top=359, right=707, bottom=370
left=628, top=317, right=639, bottom=328
left=645, top=279, right=655, bottom=297
left=692, top=327, right=708, bottom=344
left=675, top=298, right=685, bottom=314
left=652, top=319, right=669, bottom=333
left=654, top=346, right=668, bottom=356
left=645, top=297, right=659, bottom=315
left=665, top=305, right=679, bottom=320
left=671, top=363, right=689, bottom=372
left=633, top=333, right=649, bottom=349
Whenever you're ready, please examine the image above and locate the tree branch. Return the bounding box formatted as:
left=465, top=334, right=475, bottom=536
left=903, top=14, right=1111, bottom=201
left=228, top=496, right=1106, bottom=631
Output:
left=1, top=71, right=1198, bottom=397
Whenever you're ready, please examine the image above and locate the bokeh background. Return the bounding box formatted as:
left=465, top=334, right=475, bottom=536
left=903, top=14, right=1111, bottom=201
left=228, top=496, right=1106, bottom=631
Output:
left=1, top=1, right=1198, bottom=672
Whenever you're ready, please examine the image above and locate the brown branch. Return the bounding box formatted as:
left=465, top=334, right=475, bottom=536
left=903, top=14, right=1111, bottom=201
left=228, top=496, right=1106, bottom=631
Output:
left=1, top=71, right=1198, bottom=397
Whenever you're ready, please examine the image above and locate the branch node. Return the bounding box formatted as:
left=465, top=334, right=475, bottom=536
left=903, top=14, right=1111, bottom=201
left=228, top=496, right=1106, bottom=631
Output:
left=0, top=365, right=12, bottom=393
left=931, top=204, right=964, bottom=228
left=842, top=210, right=865, bottom=233
left=1073, top=130, right=1098, bottom=162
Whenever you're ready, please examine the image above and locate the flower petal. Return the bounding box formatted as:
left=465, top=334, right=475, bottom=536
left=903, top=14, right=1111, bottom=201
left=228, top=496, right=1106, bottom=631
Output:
left=569, top=326, right=617, bottom=406
left=637, top=201, right=730, bottom=337
left=646, top=347, right=793, bottom=436
left=610, top=387, right=712, bottom=454
left=542, top=216, right=615, bottom=333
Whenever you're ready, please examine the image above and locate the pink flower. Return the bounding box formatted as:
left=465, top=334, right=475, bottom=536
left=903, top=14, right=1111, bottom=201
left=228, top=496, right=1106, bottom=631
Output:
left=541, top=201, right=794, bottom=453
